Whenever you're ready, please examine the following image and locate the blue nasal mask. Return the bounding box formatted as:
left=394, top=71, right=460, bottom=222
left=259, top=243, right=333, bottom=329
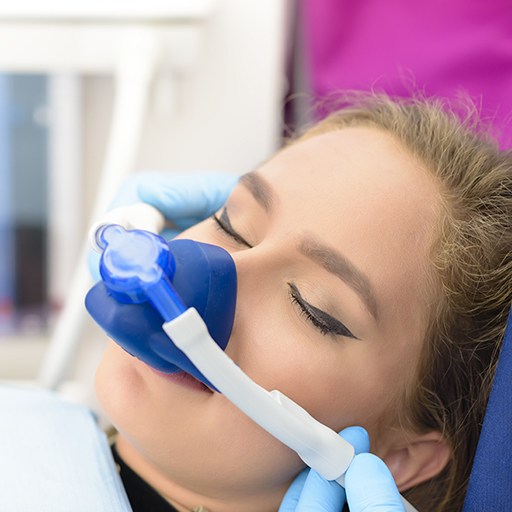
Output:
left=85, top=225, right=237, bottom=391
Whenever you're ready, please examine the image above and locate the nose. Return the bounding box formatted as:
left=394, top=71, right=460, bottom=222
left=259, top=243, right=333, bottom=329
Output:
left=221, top=241, right=288, bottom=359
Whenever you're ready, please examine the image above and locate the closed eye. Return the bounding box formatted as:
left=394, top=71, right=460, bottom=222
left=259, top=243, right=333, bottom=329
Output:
left=288, top=283, right=358, bottom=340
left=211, top=208, right=253, bottom=248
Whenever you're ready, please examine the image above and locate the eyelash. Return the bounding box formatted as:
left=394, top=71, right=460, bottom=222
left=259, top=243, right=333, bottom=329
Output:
left=211, top=210, right=253, bottom=248
left=211, top=211, right=357, bottom=340
left=288, top=283, right=357, bottom=339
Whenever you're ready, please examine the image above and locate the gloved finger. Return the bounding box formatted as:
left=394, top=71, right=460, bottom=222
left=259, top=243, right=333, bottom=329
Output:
left=345, top=453, right=405, bottom=512
left=100, top=171, right=193, bottom=211
left=294, top=470, right=344, bottom=512
left=107, top=172, right=164, bottom=209
left=293, top=426, right=370, bottom=512
left=138, top=172, right=238, bottom=221
left=340, top=425, right=371, bottom=455
left=278, top=469, right=309, bottom=512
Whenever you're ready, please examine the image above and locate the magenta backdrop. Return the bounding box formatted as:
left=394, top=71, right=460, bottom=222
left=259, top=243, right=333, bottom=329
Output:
left=302, top=0, right=512, bottom=148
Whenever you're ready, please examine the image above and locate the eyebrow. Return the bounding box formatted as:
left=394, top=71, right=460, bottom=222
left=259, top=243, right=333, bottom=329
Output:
left=299, top=236, right=379, bottom=321
left=239, top=172, right=274, bottom=212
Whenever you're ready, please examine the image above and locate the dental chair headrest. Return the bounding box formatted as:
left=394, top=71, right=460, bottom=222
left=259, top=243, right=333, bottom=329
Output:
left=463, top=306, right=512, bottom=510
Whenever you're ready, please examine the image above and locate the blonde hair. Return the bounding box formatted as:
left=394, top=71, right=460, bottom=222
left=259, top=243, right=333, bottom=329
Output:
left=298, top=93, right=512, bottom=511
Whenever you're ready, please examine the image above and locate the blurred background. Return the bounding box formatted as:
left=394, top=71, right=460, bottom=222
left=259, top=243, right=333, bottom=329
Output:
left=0, top=0, right=510, bottom=411
left=0, top=0, right=291, bottom=409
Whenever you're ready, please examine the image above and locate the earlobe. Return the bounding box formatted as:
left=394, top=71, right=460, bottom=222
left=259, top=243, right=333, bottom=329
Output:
left=381, top=431, right=451, bottom=491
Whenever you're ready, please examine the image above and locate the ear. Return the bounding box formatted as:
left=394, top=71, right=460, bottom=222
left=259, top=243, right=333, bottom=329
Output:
left=380, top=430, right=451, bottom=491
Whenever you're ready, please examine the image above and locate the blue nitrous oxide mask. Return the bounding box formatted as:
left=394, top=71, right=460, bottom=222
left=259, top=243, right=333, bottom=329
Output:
left=85, top=224, right=237, bottom=391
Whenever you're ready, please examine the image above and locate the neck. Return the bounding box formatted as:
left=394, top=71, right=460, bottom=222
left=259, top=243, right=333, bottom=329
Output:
left=115, top=435, right=287, bottom=512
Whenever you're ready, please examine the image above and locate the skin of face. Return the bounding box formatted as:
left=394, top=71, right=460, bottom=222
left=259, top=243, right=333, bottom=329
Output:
left=95, top=127, right=443, bottom=512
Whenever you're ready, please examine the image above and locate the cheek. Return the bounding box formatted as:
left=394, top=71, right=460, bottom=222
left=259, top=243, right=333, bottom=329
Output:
left=95, top=343, right=186, bottom=442
left=95, top=343, right=160, bottom=428
left=237, top=292, right=415, bottom=437
left=228, top=293, right=399, bottom=435
left=95, top=343, right=142, bottom=434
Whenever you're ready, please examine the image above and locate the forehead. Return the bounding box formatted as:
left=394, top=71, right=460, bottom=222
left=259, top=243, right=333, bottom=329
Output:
left=257, top=126, right=439, bottom=236
left=255, top=126, right=441, bottom=334
left=263, top=127, right=429, bottom=201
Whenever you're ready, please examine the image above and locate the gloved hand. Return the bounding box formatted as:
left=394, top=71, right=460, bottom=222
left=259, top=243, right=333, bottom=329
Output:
left=279, top=426, right=405, bottom=512
left=345, top=453, right=405, bottom=512
left=88, top=171, right=238, bottom=280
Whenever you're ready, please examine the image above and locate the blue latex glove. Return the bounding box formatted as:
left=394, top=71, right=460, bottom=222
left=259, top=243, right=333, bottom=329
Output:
left=279, top=426, right=405, bottom=512
left=345, top=453, right=405, bottom=512
left=88, top=171, right=238, bottom=280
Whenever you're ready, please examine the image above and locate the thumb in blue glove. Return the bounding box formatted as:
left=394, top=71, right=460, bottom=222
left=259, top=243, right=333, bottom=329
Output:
left=137, top=171, right=238, bottom=233
left=279, top=426, right=406, bottom=512
left=345, top=453, right=405, bottom=512
left=279, top=426, right=370, bottom=512
left=88, top=171, right=238, bottom=280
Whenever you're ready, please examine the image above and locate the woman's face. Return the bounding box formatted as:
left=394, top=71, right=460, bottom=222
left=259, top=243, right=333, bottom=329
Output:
left=96, top=127, right=442, bottom=512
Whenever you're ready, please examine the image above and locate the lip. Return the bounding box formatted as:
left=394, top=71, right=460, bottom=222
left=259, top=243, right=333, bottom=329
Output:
left=149, top=367, right=214, bottom=393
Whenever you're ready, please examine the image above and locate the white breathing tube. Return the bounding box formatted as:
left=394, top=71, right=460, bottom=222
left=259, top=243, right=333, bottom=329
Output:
left=165, top=307, right=355, bottom=482
left=90, top=203, right=418, bottom=512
